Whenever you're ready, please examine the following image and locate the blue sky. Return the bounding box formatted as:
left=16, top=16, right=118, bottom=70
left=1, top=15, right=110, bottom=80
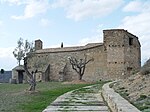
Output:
left=0, top=0, right=150, bottom=70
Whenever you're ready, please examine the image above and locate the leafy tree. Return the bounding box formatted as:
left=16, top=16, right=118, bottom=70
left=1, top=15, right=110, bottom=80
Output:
left=0, top=69, right=4, bottom=74
left=0, top=69, right=5, bottom=83
left=61, top=42, right=63, bottom=48
left=13, top=38, right=36, bottom=91
left=68, top=55, right=94, bottom=80
left=13, top=38, right=34, bottom=66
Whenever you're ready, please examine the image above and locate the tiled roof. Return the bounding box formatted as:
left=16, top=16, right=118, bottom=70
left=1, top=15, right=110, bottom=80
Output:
left=35, top=43, right=103, bottom=54
left=12, top=65, right=25, bottom=71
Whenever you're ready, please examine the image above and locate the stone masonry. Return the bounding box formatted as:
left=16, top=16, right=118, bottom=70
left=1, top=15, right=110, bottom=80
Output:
left=26, top=29, right=141, bottom=82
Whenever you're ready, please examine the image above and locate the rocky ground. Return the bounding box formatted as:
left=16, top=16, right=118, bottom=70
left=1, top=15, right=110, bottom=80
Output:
left=113, top=59, right=150, bottom=112
left=114, top=73, right=150, bottom=101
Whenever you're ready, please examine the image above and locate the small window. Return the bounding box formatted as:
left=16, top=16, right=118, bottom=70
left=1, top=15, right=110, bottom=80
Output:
left=127, top=67, right=132, bottom=71
left=129, top=38, right=133, bottom=45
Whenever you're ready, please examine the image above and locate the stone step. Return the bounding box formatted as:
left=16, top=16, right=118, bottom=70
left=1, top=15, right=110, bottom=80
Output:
left=51, top=101, right=106, bottom=106
left=43, top=106, right=108, bottom=112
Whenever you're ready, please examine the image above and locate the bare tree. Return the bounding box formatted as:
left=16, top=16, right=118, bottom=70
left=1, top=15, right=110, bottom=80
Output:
left=24, top=54, right=50, bottom=91
left=24, top=57, right=37, bottom=91
left=68, top=55, right=94, bottom=80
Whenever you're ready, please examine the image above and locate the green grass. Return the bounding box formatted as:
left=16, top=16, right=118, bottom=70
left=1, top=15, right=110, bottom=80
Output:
left=0, top=82, right=93, bottom=112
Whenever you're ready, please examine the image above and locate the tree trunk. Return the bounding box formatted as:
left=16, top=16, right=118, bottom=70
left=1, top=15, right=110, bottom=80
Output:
left=79, top=74, right=83, bottom=80
left=68, top=56, right=93, bottom=81
left=19, top=60, right=21, bottom=66
left=24, top=57, right=36, bottom=91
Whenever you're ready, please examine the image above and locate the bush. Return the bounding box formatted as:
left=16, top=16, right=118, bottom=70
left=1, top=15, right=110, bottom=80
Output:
left=0, top=69, right=4, bottom=74
left=140, top=58, right=150, bottom=75
left=139, top=94, right=147, bottom=100
left=140, top=67, right=150, bottom=75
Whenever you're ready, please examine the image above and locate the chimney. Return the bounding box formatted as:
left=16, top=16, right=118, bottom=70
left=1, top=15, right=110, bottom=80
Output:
left=35, top=39, right=43, bottom=50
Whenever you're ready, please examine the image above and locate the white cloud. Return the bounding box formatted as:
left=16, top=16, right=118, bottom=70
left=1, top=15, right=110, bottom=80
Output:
left=11, top=0, right=50, bottom=19
left=118, top=1, right=150, bottom=64
left=39, top=18, right=51, bottom=27
left=0, top=47, right=14, bottom=58
left=119, top=12, right=150, bottom=35
left=48, top=30, right=103, bottom=48
left=123, top=0, right=150, bottom=12
left=79, top=35, right=103, bottom=46
left=52, top=0, right=123, bottom=21
left=8, top=0, right=124, bottom=20
left=123, top=0, right=142, bottom=12
left=0, top=57, right=16, bottom=70
left=79, top=25, right=103, bottom=45
left=48, top=34, right=103, bottom=49
left=0, top=47, right=17, bottom=70
left=0, top=0, right=26, bottom=5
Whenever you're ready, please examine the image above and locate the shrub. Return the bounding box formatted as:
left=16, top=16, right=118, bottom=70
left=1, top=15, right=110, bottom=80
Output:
left=139, top=94, right=147, bottom=100
left=140, top=67, right=150, bottom=75
left=140, top=58, right=150, bottom=75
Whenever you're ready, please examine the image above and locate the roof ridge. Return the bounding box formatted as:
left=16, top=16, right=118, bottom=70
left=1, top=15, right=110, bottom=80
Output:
left=35, top=43, right=103, bottom=54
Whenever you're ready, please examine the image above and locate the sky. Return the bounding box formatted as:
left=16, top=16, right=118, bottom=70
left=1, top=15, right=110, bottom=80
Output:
left=0, top=0, right=150, bottom=70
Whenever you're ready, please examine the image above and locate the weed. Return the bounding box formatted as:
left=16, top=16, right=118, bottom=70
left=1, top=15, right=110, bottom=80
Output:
left=140, top=95, right=147, bottom=100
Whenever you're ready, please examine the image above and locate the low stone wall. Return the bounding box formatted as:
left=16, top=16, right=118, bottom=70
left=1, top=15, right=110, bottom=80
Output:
left=102, top=82, right=141, bottom=112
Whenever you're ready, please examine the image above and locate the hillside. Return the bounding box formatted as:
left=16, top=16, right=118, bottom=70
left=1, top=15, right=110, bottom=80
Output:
left=113, top=59, right=150, bottom=111
left=0, top=71, right=12, bottom=83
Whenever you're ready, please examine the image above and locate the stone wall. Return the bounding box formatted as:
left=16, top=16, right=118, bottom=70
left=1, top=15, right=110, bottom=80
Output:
left=26, top=29, right=141, bottom=82
left=104, top=30, right=126, bottom=79
left=104, top=29, right=141, bottom=79
left=27, top=44, right=106, bottom=82
left=124, top=32, right=141, bottom=75
left=102, top=82, right=141, bottom=112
